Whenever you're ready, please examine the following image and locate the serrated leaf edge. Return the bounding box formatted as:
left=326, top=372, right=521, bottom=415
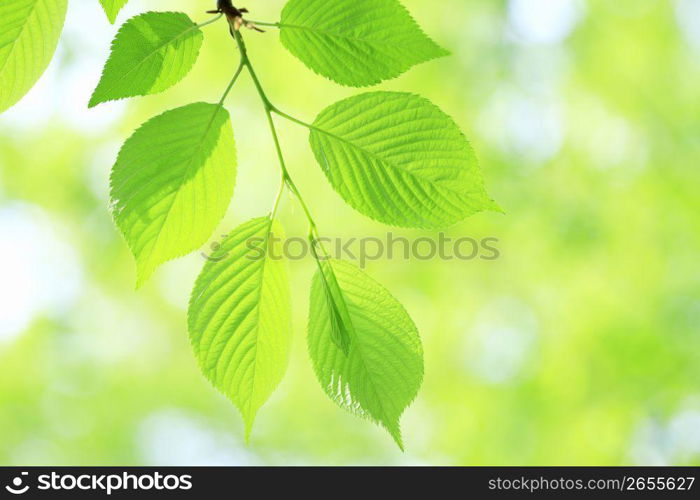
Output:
left=89, top=11, right=203, bottom=108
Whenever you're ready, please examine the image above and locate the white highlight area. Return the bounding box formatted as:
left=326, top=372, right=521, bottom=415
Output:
left=137, top=410, right=259, bottom=466
left=0, top=204, right=82, bottom=342
left=676, top=0, right=700, bottom=50
left=508, top=0, right=585, bottom=45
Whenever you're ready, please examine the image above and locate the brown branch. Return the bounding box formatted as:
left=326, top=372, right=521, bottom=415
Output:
left=207, top=1, right=264, bottom=33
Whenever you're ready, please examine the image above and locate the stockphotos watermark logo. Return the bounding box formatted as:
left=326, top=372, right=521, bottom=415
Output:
left=202, top=232, right=501, bottom=268
left=5, top=472, right=29, bottom=495
left=3, top=471, right=192, bottom=496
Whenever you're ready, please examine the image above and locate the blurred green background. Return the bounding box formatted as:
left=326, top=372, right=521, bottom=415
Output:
left=1, top=0, right=699, bottom=465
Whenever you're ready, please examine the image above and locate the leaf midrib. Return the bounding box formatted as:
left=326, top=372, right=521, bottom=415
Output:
left=243, top=221, right=275, bottom=424
left=140, top=104, right=225, bottom=270
left=0, top=0, right=41, bottom=76
left=324, top=262, right=399, bottom=444
left=310, top=121, right=470, bottom=199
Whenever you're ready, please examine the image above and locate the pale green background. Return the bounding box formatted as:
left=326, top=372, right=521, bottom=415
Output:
left=1, top=0, right=699, bottom=465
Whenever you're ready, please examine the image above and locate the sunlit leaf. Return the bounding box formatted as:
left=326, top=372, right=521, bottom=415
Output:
left=189, top=217, right=292, bottom=438
left=279, top=0, right=448, bottom=87
left=110, top=102, right=236, bottom=285
left=90, top=12, right=204, bottom=107
left=0, top=0, right=67, bottom=114
left=308, top=259, right=423, bottom=449
left=99, top=0, right=129, bottom=24
left=309, top=91, right=500, bottom=229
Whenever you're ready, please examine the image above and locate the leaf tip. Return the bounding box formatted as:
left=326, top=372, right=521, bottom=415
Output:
left=434, top=43, right=451, bottom=59
left=243, top=413, right=257, bottom=444
left=487, top=199, right=506, bottom=215
left=88, top=87, right=106, bottom=108
left=387, top=423, right=405, bottom=452
left=135, top=261, right=155, bottom=289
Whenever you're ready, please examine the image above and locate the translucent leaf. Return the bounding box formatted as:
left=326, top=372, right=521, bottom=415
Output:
left=99, top=0, right=129, bottom=24
left=189, top=217, right=292, bottom=438
left=316, top=259, right=354, bottom=355
left=308, top=259, right=423, bottom=449
left=309, top=91, right=500, bottom=229
left=110, top=102, right=236, bottom=286
left=279, top=0, right=448, bottom=87
left=89, top=12, right=203, bottom=107
left=0, top=0, right=67, bottom=114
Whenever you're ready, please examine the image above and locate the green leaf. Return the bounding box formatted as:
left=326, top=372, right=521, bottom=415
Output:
left=308, top=259, right=423, bottom=449
left=110, top=102, right=236, bottom=286
left=0, top=0, right=67, bottom=114
left=309, top=91, right=500, bottom=229
left=315, top=259, right=354, bottom=355
left=279, top=0, right=448, bottom=87
left=189, top=217, right=292, bottom=438
left=99, top=0, right=129, bottom=24
left=89, top=12, right=203, bottom=108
